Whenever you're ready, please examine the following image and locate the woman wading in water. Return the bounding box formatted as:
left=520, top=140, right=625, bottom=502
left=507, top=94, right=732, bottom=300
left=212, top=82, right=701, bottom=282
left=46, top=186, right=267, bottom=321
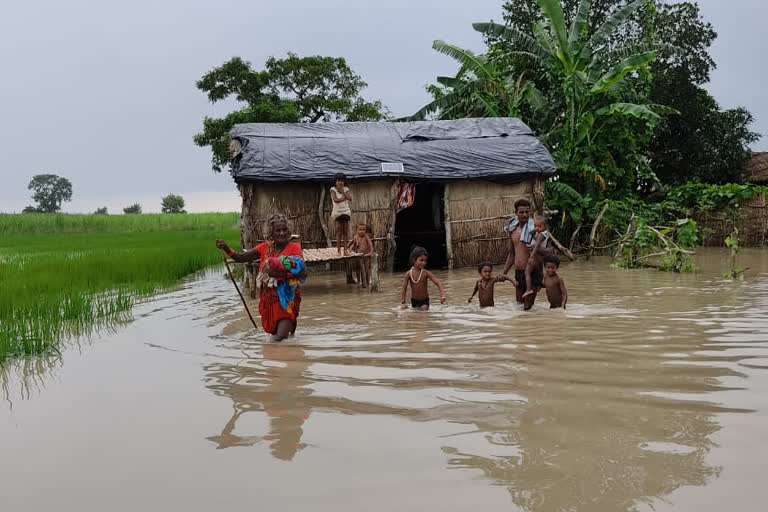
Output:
left=216, top=214, right=307, bottom=341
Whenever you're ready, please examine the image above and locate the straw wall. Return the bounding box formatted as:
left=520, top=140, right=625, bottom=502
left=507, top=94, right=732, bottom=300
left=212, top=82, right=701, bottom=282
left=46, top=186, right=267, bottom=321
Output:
left=446, top=179, right=537, bottom=267
left=694, top=192, right=768, bottom=247
left=239, top=181, right=396, bottom=294
left=239, top=177, right=542, bottom=292
left=322, top=180, right=397, bottom=270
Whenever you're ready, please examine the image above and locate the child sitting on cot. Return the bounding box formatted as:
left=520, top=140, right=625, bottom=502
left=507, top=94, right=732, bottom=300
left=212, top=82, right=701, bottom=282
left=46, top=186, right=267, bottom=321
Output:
left=400, top=246, right=447, bottom=310
left=330, top=172, right=352, bottom=254
left=542, top=254, right=568, bottom=309
left=521, top=215, right=551, bottom=300
left=468, top=261, right=509, bottom=308
left=348, top=223, right=374, bottom=288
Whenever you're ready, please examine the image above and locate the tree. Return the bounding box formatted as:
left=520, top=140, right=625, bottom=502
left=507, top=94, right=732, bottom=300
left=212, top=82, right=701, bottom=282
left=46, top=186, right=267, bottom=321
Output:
left=21, top=206, right=39, bottom=213
left=27, top=174, right=73, bottom=213
left=94, top=207, right=108, bottom=215
left=195, top=54, right=386, bottom=172
left=496, top=0, right=759, bottom=185
left=161, top=194, right=186, bottom=214
left=123, top=203, right=142, bottom=214
left=649, top=70, right=759, bottom=184
left=470, top=0, right=671, bottom=201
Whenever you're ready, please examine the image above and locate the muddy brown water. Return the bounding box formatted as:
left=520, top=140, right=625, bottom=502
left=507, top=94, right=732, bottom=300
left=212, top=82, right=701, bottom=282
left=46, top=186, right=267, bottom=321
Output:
left=2, top=249, right=768, bottom=511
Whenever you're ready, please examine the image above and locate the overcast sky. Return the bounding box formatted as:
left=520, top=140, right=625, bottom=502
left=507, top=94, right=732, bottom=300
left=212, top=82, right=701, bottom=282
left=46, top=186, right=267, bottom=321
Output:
left=0, top=0, right=764, bottom=213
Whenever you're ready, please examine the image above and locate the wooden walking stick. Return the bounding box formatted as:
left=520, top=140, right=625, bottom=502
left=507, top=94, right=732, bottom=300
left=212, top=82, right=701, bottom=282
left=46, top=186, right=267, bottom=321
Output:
left=220, top=252, right=259, bottom=331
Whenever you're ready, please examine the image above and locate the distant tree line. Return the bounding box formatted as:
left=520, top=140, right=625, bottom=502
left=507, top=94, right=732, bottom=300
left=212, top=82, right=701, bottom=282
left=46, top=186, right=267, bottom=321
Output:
left=20, top=175, right=187, bottom=215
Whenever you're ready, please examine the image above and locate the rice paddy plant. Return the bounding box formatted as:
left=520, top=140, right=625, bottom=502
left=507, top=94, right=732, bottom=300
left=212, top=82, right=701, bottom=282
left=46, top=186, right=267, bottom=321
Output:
left=0, top=212, right=240, bottom=235
left=0, top=229, right=240, bottom=362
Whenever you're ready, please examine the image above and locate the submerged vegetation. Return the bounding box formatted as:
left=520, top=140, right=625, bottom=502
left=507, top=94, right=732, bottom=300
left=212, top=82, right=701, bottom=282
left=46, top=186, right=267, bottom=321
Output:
left=0, top=216, right=239, bottom=363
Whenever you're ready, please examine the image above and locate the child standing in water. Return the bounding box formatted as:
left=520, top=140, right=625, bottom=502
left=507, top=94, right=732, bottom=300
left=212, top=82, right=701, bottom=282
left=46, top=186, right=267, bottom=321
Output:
left=521, top=215, right=551, bottom=300
left=348, top=223, right=374, bottom=288
left=400, top=246, right=447, bottom=310
left=330, top=173, right=352, bottom=254
left=542, top=254, right=568, bottom=309
left=468, top=262, right=509, bottom=308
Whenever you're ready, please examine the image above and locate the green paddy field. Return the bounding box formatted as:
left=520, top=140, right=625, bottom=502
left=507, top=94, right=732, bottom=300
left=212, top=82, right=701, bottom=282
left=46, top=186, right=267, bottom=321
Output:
left=0, top=213, right=240, bottom=362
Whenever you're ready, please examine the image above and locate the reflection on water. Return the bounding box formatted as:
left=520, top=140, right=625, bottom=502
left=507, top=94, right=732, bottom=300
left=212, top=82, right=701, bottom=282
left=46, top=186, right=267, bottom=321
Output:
left=3, top=249, right=768, bottom=511
left=206, top=343, right=310, bottom=460
left=191, top=250, right=768, bottom=510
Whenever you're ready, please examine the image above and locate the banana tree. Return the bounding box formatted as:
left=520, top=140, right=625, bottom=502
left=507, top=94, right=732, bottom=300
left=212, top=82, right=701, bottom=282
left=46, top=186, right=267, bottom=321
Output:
left=474, top=0, right=675, bottom=195
left=403, top=41, right=544, bottom=121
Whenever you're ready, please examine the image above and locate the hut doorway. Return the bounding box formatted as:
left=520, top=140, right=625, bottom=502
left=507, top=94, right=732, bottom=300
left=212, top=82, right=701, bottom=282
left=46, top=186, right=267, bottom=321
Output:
left=394, top=183, right=447, bottom=270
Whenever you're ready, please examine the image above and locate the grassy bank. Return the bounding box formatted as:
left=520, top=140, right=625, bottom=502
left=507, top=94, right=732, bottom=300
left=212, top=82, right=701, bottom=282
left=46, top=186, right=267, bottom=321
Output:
left=0, top=214, right=240, bottom=362
left=0, top=212, right=240, bottom=235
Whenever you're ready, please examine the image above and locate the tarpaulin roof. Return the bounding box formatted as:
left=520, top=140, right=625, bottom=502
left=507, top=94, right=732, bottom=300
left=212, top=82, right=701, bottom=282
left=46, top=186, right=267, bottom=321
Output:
left=229, top=117, right=556, bottom=184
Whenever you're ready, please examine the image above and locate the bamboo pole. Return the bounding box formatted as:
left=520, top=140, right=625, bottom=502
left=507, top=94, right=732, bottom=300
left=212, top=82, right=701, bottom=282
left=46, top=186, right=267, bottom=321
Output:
left=318, top=185, right=332, bottom=271
left=448, top=214, right=516, bottom=224
left=444, top=183, right=455, bottom=269
left=386, top=181, right=398, bottom=273
left=318, top=185, right=331, bottom=248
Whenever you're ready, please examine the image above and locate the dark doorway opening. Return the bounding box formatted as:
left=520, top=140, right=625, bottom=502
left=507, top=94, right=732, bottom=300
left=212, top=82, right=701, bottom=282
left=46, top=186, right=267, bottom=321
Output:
left=394, top=183, right=447, bottom=270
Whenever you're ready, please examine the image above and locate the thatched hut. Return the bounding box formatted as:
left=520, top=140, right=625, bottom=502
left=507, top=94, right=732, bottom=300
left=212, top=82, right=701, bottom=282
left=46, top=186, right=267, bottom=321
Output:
left=228, top=118, right=556, bottom=283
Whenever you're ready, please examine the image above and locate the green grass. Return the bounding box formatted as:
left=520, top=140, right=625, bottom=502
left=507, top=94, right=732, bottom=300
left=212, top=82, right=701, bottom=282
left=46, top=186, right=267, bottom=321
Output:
left=0, top=212, right=240, bottom=235
left=0, top=215, right=241, bottom=363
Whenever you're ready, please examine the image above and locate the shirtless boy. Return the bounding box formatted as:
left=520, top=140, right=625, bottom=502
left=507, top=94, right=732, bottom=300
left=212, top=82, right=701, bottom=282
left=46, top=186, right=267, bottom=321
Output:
left=502, top=199, right=539, bottom=310
left=468, top=262, right=509, bottom=308
left=542, top=254, right=568, bottom=309
left=400, top=246, right=447, bottom=310
left=348, top=223, right=374, bottom=288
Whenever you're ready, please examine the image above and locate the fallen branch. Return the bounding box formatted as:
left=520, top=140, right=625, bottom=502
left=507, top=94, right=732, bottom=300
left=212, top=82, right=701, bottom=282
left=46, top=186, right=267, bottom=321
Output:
left=569, top=223, right=582, bottom=252
left=587, top=202, right=610, bottom=260
left=614, top=214, right=636, bottom=260
left=549, top=232, right=577, bottom=261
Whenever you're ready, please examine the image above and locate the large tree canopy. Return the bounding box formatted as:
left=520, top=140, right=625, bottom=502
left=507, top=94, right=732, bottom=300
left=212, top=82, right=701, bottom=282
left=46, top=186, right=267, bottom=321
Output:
left=195, top=54, right=386, bottom=172
left=495, top=0, right=759, bottom=185
left=26, top=174, right=73, bottom=213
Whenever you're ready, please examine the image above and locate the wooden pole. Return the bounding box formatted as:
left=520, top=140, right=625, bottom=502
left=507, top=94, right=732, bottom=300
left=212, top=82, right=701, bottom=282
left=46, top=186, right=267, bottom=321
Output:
left=318, top=185, right=332, bottom=271
left=221, top=253, right=259, bottom=331
left=443, top=183, right=455, bottom=269
left=359, top=255, right=368, bottom=290
left=318, top=185, right=331, bottom=248
left=532, top=176, right=545, bottom=214
left=369, top=252, right=380, bottom=292
left=386, top=181, right=398, bottom=273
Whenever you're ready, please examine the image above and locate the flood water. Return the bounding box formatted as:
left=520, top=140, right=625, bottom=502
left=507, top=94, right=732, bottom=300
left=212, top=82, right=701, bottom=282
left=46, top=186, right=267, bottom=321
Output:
left=3, top=249, right=768, bottom=511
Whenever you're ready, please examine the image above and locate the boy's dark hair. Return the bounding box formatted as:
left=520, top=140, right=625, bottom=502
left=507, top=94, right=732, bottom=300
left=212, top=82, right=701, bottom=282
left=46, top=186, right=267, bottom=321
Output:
left=334, top=172, right=347, bottom=183
left=543, top=254, right=560, bottom=268
left=514, top=199, right=531, bottom=211
left=409, top=245, right=428, bottom=264
left=477, top=261, right=493, bottom=273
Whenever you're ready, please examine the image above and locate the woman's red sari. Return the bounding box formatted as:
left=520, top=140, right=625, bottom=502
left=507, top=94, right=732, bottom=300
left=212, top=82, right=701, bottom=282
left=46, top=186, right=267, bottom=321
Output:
left=255, top=241, right=303, bottom=334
